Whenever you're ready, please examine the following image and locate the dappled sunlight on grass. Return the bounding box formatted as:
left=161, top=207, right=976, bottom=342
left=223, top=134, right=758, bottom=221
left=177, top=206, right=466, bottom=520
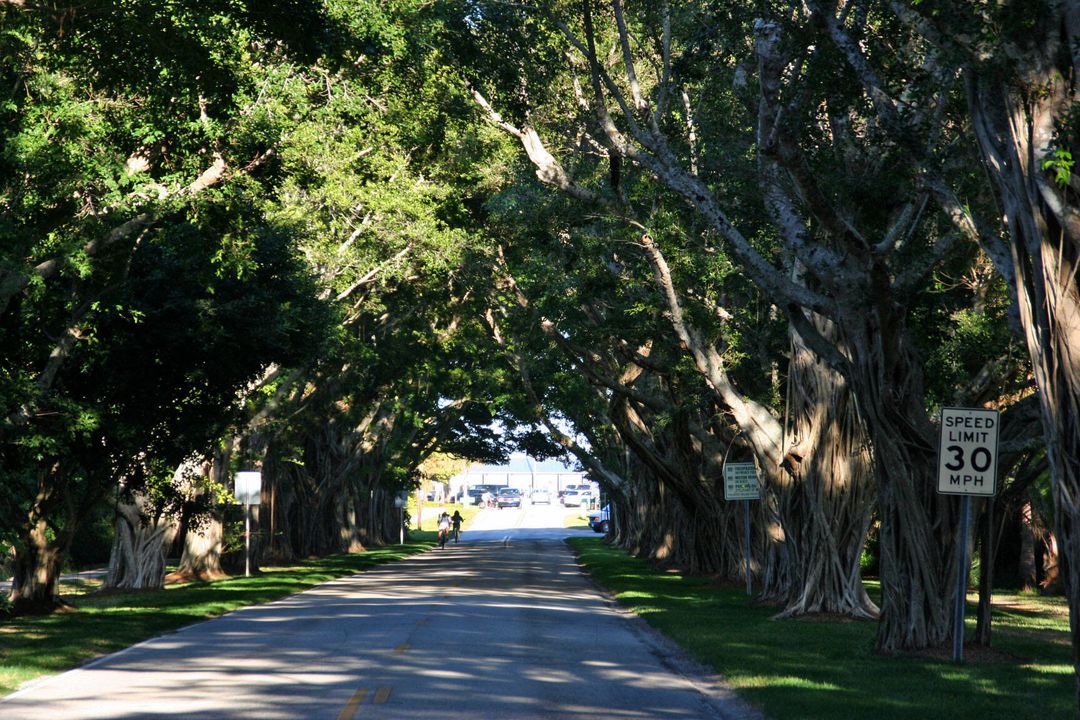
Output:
left=739, top=676, right=844, bottom=691
left=567, top=536, right=1073, bottom=720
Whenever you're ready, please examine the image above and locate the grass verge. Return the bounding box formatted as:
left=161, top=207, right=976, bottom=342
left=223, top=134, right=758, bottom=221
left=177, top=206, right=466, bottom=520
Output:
left=567, top=536, right=1073, bottom=720
left=0, top=535, right=437, bottom=698
left=409, top=502, right=480, bottom=532
left=564, top=505, right=602, bottom=530
left=565, top=511, right=589, bottom=530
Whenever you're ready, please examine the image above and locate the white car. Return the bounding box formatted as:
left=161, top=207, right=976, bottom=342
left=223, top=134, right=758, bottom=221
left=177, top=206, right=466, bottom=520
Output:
left=561, top=490, right=582, bottom=507
left=530, top=489, right=552, bottom=504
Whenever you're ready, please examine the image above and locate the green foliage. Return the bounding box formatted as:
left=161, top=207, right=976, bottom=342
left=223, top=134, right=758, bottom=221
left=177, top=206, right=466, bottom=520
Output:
left=417, top=452, right=469, bottom=483
left=1041, top=149, right=1074, bottom=188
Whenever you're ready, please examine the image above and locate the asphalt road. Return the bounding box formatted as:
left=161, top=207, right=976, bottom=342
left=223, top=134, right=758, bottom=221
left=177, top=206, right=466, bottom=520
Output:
left=3, top=503, right=762, bottom=719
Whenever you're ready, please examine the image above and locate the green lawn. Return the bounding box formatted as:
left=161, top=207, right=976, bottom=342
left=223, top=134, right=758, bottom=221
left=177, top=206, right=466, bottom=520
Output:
left=0, top=536, right=436, bottom=697
left=409, top=500, right=480, bottom=531
left=567, top=536, right=1073, bottom=720
left=565, top=510, right=590, bottom=530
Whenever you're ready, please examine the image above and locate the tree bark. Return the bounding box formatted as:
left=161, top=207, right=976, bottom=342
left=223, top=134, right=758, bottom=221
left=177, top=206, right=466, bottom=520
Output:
left=104, top=497, right=177, bottom=590
left=975, top=498, right=1000, bottom=646
left=963, top=6, right=1080, bottom=700
left=766, top=319, right=877, bottom=619
left=1019, top=499, right=1038, bottom=592
left=8, top=465, right=96, bottom=613
left=842, top=311, right=956, bottom=651
left=608, top=390, right=743, bottom=577
left=642, top=233, right=876, bottom=616
left=176, top=512, right=225, bottom=580
left=10, top=518, right=64, bottom=613
left=175, top=459, right=227, bottom=580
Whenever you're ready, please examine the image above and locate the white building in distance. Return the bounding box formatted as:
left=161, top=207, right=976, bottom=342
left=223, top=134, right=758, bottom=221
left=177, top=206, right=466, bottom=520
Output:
left=450, top=454, right=585, bottom=497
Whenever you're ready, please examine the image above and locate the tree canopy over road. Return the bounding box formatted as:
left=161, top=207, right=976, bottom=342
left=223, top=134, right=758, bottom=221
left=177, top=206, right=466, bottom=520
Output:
left=2, top=0, right=1078, bottom=712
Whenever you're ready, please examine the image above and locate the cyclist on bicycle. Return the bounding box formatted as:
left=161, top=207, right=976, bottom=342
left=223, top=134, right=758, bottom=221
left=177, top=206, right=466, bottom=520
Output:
left=451, top=510, right=463, bottom=543
left=437, top=512, right=451, bottom=548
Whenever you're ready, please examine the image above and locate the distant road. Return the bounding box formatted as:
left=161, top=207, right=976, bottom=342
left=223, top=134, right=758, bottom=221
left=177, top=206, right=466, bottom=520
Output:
left=3, top=504, right=761, bottom=719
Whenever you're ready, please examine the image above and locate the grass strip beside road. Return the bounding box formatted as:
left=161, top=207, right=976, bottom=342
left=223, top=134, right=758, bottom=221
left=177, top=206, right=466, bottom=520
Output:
left=564, top=512, right=590, bottom=530
left=567, top=536, right=1073, bottom=720
left=409, top=502, right=480, bottom=531
left=0, top=535, right=437, bottom=698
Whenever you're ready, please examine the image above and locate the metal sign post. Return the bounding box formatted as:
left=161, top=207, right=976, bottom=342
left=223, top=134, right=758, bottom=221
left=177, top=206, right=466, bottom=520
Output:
left=235, top=471, right=263, bottom=578
left=937, top=407, right=999, bottom=663
left=724, top=462, right=762, bottom=596
left=394, top=494, right=407, bottom=544
left=743, top=500, right=752, bottom=596
left=415, top=489, right=423, bottom=531
left=952, top=495, right=973, bottom=663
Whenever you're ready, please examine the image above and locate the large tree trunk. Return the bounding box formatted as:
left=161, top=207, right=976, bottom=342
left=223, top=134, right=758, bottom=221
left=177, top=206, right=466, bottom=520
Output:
left=765, top=321, right=877, bottom=619
left=175, top=459, right=227, bottom=580
left=965, top=7, right=1080, bottom=703
left=609, top=395, right=743, bottom=577
left=643, top=234, right=876, bottom=616
left=176, top=513, right=225, bottom=579
left=340, top=485, right=367, bottom=553
left=263, top=443, right=298, bottom=562
left=8, top=466, right=96, bottom=614
left=617, top=466, right=743, bottom=578
left=273, top=421, right=368, bottom=558
left=104, top=497, right=177, bottom=590
left=10, top=518, right=64, bottom=614
left=834, top=302, right=959, bottom=652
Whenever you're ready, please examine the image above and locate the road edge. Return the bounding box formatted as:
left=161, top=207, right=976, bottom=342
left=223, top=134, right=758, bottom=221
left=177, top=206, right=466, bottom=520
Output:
left=563, top=537, right=769, bottom=720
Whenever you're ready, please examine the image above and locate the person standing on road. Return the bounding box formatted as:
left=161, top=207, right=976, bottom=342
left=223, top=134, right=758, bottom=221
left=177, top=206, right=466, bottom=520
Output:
left=451, top=510, right=463, bottom=543
left=437, top=512, right=451, bottom=548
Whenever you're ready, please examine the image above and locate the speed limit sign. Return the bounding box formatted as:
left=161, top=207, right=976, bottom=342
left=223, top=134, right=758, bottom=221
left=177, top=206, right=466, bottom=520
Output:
left=937, top=407, right=1000, bottom=496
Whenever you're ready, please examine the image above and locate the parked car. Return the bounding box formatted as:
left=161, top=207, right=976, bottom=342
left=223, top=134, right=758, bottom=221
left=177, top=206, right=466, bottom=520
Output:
left=588, top=505, right=610, bottom=533
left=496, top=487, right=523, bottom=508
left=469, top=484, right=506, bottom=507
left=530, top=488, right=551, bottom=504
left=560, top=489, right=582, bottom=507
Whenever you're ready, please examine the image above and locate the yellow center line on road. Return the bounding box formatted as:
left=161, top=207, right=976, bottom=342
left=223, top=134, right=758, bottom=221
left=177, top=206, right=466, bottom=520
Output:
left=373, top=687, right=392, bottom=704
left=337, top=687, right=368, bottom=720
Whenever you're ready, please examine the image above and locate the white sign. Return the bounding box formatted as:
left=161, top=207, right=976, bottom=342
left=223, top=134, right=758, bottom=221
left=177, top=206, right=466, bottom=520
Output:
left=937, top=407, right=999, bottom=496
left=724, top=462, right=761, bottom=501
left=235, top=471, right=263, bottom=505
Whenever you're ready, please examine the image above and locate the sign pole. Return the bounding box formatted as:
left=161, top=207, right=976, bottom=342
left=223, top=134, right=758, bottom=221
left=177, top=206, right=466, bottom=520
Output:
left=244, top=503, right=252, bottom=578
left=744, top=499, right=752, bottom=596
left=234, top=471, right=262, bottom=580
left=935, top=407, right=999, bottom=664
left=394, top=493, right=408, bottom=544
left=723, top=461, right=760, bottom=598
left=952, top=495, right=972, bottom=663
